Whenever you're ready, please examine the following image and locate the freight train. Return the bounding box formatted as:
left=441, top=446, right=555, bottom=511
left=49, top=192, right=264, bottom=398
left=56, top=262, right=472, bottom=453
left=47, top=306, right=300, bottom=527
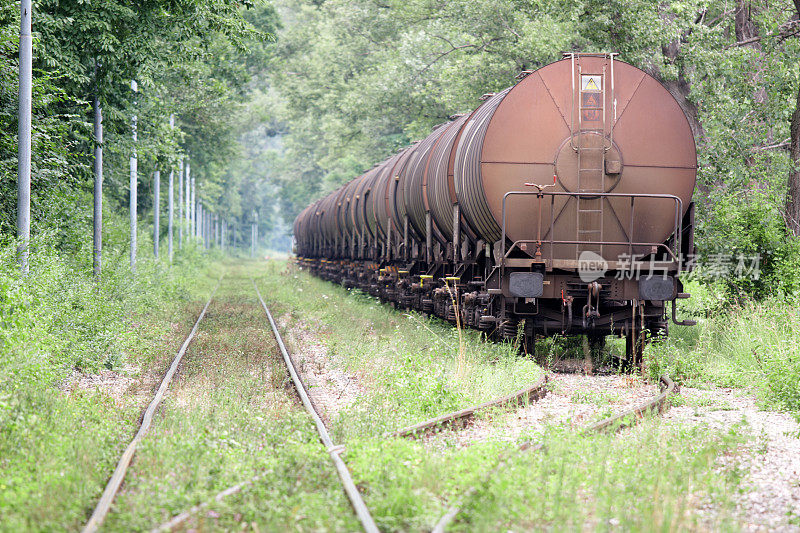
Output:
left=293, top=53, right=697, bottom=366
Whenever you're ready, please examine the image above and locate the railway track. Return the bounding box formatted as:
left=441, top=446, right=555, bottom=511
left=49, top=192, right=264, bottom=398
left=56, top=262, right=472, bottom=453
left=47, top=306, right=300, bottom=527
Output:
left=252, top=281, right=380, bottom=533
left=82, top=273, right=677, bottom=532
left=82, top=281, right=221, bottom=533
left=431, top=374, right=677, bottom=532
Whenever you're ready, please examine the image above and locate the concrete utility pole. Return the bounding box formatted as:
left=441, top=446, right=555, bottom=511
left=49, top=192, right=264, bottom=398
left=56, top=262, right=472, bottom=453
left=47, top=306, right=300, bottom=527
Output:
left=178, top=158, right=183, bottom=250
left=206, top=210, right=211, bottom=249
left=215, top=214, right=219, bottom=247
left=251, top=211, right=258, bottom=258
left=93, top=93, right=103, bottom=279
left=153, top=170, right=160, bottom=259
left=206, top=211, right=211, bottom=249
left=190, top=172, right=196, bottom=239
left=186, top=161, right=192, bottom=239
left=168, top=114, right=174, bottom=262
left=205, top=208, right=210, bottom=249
left=17, top=0, right=32, bottom=274
left=130, top=80, right=138, bottom=273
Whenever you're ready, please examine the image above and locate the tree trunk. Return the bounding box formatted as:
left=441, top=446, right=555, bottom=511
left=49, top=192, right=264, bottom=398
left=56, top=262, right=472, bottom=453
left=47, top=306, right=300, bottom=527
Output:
left=735, top=1, right=767, bottom=106
left=786, top=79, right=800, bottom=235
left=656, top=16, right=703, bottom=141
left=785, top=2, right=800, bottom=235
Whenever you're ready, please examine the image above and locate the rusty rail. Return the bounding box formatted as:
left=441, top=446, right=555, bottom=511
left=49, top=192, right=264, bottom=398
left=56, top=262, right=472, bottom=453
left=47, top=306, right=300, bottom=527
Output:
left=152, top=473, right=265, bottom=532
left=431, top=374, right=677, bottom=533
left=253, top=281, right=379, bottom=533
left=583, top=374, right=675, bottom=433
left=82, top=280, right=221, bottom=533
left=386, top=376, right=549, bottom=439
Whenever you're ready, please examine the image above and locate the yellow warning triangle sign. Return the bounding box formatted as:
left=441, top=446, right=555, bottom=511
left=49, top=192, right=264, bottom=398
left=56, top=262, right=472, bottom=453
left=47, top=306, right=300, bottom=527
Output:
left=585, top=78, right=599, bottom=91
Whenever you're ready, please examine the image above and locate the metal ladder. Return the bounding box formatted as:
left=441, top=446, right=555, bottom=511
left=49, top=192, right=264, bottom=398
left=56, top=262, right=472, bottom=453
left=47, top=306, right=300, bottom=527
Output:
left=569, top=53, right=616, bottom=257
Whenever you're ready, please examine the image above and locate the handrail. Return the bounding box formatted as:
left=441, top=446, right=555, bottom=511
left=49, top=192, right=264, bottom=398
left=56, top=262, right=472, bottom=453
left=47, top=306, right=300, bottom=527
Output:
left=500, top=190, right=684, bottom=276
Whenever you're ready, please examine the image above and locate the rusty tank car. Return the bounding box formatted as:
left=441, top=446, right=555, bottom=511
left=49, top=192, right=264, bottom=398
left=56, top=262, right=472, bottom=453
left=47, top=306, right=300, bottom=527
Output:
left=293, top=53, right=697, bottom=365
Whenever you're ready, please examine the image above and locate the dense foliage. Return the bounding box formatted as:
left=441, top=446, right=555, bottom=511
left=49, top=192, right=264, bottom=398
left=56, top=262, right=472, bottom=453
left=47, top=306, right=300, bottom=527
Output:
left=2, top=0, right=799, bottom=298
left=0, top=0, right=279, bottom=252
left=263, top=0, right=800, bottom=299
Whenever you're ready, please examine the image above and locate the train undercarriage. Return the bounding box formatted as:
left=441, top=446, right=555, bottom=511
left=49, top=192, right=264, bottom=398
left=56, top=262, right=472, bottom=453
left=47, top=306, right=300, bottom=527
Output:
left=297, top=240, right=695, bottom=370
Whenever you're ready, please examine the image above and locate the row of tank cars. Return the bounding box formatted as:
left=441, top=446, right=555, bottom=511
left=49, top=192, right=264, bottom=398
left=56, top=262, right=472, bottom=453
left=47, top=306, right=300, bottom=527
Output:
left=293, top=53, right=698, bottom=366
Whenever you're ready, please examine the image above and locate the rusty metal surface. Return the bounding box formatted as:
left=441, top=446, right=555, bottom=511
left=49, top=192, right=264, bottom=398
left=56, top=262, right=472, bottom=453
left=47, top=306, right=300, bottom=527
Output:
left=453, top=89, right=511, bottom=243
left=323, top=189, right=342, bottom=247
left=351, top=168, right=379, bottom=241
left=584, top=374, right=676, bottom=433
left=387, top=375, right=548, bottom=439
left=373, top=151, right=405, bottom=240
left=363, top=161, right=389, bottom=239
left=82, top=283, right=221, bottom=533
left=395, top=141, right=426, bottom=240
left=404, top=122, right=451, bottom=241
left=337, top=179, right=359, bottom=240
left=478, top=57, right=696, bottom=260
left=430, top=373, right=678, bottom=533
left=295, top=55, right=697, bottom=266
left=425, top=115, right=469, bottom=241
left=387, top=144, right=419, bottom=235
left=310, top=199, right=324, bottom=248
left=253, top=282, right=380, bottom=533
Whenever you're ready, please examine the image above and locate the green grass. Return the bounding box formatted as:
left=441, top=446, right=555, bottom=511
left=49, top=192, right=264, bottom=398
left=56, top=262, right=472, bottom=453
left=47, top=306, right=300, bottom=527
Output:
left=0, top=257, right=773, bottom=530
left=251, top=261, right=752, bottom=531
left=340, top=418, right=746, bottom=531
left=0, top=234, right=218, bottom=531
left=255, top=262, right=545, bottom=441
left=648, top=280, right=800, bottom=416
left=105, top=264, right=359, bottom=531
left=454, top=421, right=747, bottom=531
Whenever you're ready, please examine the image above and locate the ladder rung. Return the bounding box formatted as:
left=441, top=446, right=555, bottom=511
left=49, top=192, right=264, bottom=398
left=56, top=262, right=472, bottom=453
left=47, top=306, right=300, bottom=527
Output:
left=578, top=209, right=603, bottom=213
left=578, top=230, right=602, bottom=234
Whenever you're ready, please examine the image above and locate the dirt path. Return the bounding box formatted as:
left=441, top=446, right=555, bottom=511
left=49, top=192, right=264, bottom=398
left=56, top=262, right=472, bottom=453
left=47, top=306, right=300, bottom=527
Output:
left=277, top=314, right=367, bottom=426
left=665, top=387, right=800, bottom=531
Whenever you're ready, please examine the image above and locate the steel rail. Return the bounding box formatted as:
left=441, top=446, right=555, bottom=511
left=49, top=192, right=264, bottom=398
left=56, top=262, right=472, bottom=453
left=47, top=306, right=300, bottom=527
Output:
left=386, top=375, right=549, bottom=439
left=151, top=473, right=265, bottom=532
left=82, top=281, right=221, bottom=533
left=431, top=374, right=676, bottom=533
left=253, top=281, right=380, bottom=533
left=583, top=374, right=675, bottom=433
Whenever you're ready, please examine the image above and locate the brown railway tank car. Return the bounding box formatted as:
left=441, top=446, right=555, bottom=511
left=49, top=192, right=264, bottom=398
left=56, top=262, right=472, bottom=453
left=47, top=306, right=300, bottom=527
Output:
left=293, top=53, right=697, bottom=365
